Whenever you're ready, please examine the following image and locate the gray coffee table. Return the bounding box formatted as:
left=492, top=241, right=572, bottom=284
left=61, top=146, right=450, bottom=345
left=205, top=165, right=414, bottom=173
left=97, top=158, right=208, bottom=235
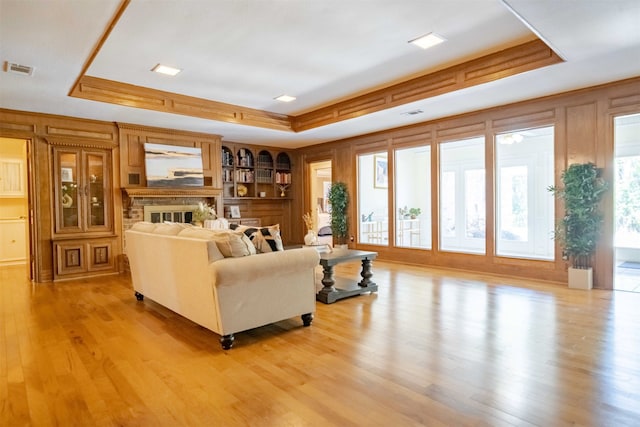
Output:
left=316, top=249, right=378, bottom=304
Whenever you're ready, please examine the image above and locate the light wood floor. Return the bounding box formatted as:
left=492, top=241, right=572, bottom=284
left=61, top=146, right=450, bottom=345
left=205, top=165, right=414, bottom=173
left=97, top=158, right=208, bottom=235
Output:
left=2, top=262, right=640, bottom=426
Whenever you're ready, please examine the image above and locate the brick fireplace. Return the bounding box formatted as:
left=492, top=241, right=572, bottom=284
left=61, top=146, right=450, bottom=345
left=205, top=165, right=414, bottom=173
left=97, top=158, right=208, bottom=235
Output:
left=122, top=188, right=223, bottom=230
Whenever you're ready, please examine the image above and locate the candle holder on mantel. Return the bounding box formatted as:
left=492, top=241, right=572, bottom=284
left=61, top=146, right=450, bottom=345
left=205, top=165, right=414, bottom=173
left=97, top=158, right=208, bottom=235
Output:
left=278, top=184, right=290, bottom=197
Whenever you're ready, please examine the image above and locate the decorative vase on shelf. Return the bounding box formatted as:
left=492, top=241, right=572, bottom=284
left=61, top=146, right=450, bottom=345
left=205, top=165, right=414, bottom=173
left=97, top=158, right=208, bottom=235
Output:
left=304, top=230, right=318, bottom=246
left=62, top=194, right=73, bottom=208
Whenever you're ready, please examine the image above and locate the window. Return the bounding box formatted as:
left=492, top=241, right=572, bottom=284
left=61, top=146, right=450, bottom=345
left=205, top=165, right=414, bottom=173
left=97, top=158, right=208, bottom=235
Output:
left=394, top=145, right=431, bottom=248
left=614, top=113, right=640, bottom=250
left=358, top=152, right=389, bottom=245
left=439, top=137, right=485, bottom=254
left=495, top=127, right=554, bottom=260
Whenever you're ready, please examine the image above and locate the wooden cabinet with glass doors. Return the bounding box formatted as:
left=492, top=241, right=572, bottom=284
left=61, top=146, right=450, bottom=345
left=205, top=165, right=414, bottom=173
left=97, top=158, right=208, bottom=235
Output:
left=54, top=148, right=111, bottom=232
left=52, top=146, right=116, bottom=279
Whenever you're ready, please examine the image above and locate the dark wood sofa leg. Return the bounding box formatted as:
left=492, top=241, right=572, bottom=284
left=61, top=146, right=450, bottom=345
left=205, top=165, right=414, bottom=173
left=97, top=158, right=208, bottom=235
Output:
left=302, top=313, right=313, bottom=326
left=134, top=291, right=144, bottom=301
left=220, top=334, right=234, bottom=350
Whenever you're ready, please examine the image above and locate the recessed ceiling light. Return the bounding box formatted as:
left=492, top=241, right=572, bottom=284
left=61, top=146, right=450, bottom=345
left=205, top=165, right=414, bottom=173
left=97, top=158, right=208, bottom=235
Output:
left=151, top=64, right=181, bottom=76
left=409, top=32, right=446, bottom=50
left=275, top=95, right=296, bottom=102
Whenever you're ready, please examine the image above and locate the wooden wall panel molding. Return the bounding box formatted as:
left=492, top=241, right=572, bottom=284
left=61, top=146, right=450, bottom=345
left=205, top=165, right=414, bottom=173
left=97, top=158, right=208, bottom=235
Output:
left=391, top=129, right=432, bottom=147
left=491, top=109, right=556, bottom=130
left=117, top=122, right=221, bottom=141
left=46, top=126, right=114, bottom=141
left=566, top=102, right=598, bottom=165
left=45, top=137, right=117, bottom=150
left=0, top=120, right=36, bottom=134
left=302, top=149, right=335, bottom=162
left=436, top=121, right=486, bottom=140
left=126, top=135, right=143, bottom=167
left=609, top=93, right=640, bottom=109
left=353, top=138, right=388, bottom=154
left=0, top=109, right=118, bottom=141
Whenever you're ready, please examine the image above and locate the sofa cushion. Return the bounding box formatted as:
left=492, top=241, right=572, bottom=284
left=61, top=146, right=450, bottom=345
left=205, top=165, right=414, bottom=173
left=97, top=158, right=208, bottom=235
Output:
left=230, top=224, right=284, bottom=253
left=178, top=228, right=255, bottom=258
left=153, top=222, right=188, bottom=235
left=130, top=221, right=157, bottom=233
left=176, top=228, right=225, bottom=262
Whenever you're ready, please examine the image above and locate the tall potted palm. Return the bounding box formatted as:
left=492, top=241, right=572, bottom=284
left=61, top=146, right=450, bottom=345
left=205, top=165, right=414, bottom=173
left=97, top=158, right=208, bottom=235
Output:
left=548, top=162, right=608, bottom=289
left=327, top=182, right=349, bottom=249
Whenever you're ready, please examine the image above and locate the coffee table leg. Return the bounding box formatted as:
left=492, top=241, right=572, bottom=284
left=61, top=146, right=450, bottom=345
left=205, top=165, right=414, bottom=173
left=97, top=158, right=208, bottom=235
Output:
left=359, top=258, right=374, bottom=287
left=319, top=264, right=336, bottom=295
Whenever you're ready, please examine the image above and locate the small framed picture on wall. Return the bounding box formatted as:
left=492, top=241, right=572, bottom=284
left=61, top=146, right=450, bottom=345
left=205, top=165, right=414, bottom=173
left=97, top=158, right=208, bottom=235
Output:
left=229, top=205, right=241, bottom=219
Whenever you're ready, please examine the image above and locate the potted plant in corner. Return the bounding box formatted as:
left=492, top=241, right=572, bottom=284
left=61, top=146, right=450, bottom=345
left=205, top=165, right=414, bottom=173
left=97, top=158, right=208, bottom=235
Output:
left=548, top=162, right=608, bottom=289
left=327, top=182, right=349, bottom=251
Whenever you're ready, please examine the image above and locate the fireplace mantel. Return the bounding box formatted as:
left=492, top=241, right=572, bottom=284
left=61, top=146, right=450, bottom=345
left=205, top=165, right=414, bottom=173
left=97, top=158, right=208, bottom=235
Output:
left=123, top=187, right=222, bottom=198
left=122, top=187, right=224, bottom=220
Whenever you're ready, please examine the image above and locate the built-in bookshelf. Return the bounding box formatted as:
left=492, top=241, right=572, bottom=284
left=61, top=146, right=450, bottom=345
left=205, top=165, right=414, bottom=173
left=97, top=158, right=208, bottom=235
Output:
left=221, top=144, right=292, bottom=199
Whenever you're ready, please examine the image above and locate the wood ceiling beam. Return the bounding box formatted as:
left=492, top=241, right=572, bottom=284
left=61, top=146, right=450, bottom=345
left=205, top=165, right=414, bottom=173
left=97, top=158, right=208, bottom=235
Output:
left=68, top=39, right=562, bottom=134
left=69, top=75, right=294, bottom=132
left=292, top=39, right=563, bottom=131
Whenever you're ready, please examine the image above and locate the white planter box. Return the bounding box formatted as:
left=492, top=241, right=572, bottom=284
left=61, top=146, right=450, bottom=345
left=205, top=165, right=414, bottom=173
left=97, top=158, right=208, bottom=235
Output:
left=568, top=267, right=593, bottom=289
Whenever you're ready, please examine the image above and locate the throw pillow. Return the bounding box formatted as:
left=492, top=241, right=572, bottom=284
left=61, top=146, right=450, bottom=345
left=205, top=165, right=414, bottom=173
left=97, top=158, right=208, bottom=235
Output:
left=212, top=231, right=256, bottom=257
left=230, top=224, right=284, bottom=253
left=178, top=228, right=255, bottom=258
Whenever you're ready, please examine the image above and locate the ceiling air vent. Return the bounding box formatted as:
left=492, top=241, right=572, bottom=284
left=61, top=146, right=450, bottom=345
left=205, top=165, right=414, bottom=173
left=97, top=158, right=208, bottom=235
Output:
left=5, top=62, right=35, bottom=76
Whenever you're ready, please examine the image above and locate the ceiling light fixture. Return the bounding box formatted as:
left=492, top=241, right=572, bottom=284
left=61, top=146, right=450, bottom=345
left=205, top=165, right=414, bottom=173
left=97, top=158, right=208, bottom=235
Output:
left=409, top=32, right=446, bottom=50
left=275, top=95, right=296, bottom=102
left=151, top=64, right=181, bottom=76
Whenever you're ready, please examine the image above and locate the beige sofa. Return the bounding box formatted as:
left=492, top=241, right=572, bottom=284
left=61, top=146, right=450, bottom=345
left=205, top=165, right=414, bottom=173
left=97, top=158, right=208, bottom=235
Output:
left=125, top=222, right=319, bottom=349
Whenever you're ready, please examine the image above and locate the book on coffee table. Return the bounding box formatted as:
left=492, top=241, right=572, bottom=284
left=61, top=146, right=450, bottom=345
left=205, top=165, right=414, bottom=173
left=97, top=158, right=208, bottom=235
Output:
left=304, top=244, right=332, bottom=254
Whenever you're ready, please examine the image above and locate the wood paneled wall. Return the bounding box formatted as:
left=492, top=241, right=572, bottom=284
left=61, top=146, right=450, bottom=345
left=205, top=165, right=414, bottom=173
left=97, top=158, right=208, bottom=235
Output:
left=117, top=123, right=222, bottom=188
left=298, top=77, right=640, bottom=289
left=2, top=76, right=639, bottom=285
left=0, top=109, right=120, bottom=282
